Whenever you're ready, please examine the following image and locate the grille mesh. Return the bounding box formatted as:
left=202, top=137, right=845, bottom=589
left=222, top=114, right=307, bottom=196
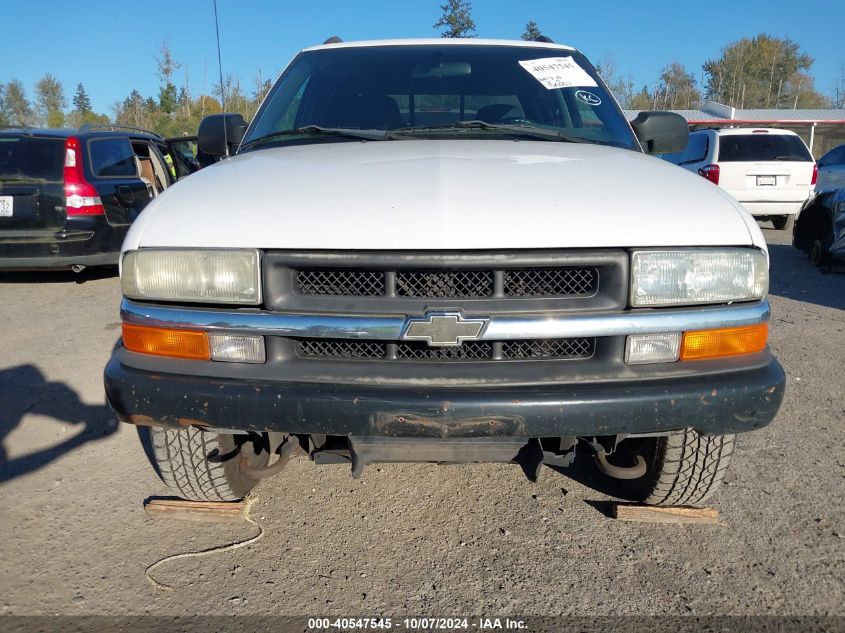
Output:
left=396, top=341, right=493, bottom=360
left=294, top=267, right=598, bottom=298
left=298, top=339, right=386, bottom=359
left=296, top=269, right=384, bottom=296
left=502, top=338, right=594, bottom=360
left=395, top=270, right=494, bottom=298
left=504, top=268, right=598, bottom=297
left=295, top=338, right=595, bottom=361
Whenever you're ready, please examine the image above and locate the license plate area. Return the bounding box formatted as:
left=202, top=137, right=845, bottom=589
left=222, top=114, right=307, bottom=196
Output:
left=756, top=175, right=777, bottom=186
left=0, top=196, right=13, bottom=217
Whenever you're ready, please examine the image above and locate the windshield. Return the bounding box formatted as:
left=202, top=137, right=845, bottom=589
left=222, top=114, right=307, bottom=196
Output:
left=243, top=45, right=639, bottom=151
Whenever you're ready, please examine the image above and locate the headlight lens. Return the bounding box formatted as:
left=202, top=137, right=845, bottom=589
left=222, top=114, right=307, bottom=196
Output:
left=122, top=249, right=261, bottom=304
left=631, top=248, right=768, bottom=307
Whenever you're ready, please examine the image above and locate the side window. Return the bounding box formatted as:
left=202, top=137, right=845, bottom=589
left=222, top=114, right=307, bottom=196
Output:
left=279, top=77, right=310, bottom=130
left=89, top=138, right=137, bottom=177
left=167, top=139, right=201, bottom=177
left=680, top=134, right=708, bottom=164
left=823, top=146, right=845, bottom=166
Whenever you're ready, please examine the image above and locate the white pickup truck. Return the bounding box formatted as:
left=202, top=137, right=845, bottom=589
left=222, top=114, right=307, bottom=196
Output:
left=104, top=38, right=785, bottom=506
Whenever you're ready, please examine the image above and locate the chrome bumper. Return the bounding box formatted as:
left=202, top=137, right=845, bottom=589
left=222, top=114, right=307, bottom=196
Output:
left=120, top=298, right=771, bottom=341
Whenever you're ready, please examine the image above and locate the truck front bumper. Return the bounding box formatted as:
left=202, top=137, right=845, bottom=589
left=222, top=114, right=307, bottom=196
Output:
left=104, top=352, right=785, bottom=438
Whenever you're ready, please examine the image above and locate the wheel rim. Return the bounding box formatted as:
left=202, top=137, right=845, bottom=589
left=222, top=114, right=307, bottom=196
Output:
left=810, top=240, right=823, bottom=266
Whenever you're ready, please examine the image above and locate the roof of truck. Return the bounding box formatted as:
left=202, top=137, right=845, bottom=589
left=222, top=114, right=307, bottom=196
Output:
left=302, top=38, right=575, bottom=53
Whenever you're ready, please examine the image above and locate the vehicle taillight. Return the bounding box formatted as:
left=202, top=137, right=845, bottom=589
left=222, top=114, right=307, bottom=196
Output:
left=811, top=163, right=818, bottom=186
left=64, top=136, right=104, bottom=216
left=698, top=164, right=720, bottom=185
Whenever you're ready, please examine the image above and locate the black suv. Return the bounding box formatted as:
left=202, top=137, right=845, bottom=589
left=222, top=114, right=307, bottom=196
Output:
left=0, top=125, right=199, bottom=271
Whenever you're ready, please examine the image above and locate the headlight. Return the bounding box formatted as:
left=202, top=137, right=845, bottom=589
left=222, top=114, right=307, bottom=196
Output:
left=631, top=248, right=767, bottom=307
left=122, top=249, right=261, bottom=304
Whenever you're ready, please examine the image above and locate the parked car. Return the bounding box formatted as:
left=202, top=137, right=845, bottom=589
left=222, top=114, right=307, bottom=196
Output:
left=794, top=187, right=845, bottom=268
left=814, top=143, right=845, bottom=195
left=664, top=127, right=816, bottom=230
left=0, top=125, right=199, bottom=271
left=104, top=38, right=784, bottom=507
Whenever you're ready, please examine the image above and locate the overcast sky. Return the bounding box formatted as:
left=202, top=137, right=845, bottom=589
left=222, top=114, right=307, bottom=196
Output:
left=3, top=0, right=844, bottom=114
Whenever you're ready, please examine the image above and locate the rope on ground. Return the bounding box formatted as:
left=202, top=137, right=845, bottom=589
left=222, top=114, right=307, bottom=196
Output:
left=145, top=495, right=264, bottom=591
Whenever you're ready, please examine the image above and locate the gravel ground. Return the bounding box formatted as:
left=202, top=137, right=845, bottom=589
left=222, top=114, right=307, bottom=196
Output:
left=0, top=228, right=843, bottom=617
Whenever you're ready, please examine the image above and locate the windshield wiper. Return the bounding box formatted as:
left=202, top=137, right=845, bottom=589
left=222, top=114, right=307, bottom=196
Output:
left=391, top=120, right=598, bottom=143
left=240, top=125, right=390, bottom=149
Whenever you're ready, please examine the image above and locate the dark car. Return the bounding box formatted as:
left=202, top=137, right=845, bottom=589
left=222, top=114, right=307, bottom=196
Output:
left=814, top=143, right=845, bottom=194
left=0, top=125, right=199, bottom=271
left=794, top=187, right=845, bottom=269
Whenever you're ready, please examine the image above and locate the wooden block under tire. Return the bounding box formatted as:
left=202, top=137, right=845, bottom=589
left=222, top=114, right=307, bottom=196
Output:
left=613, top=503, right=720, bottom=525
left=144, top=498, right=247, bottom=523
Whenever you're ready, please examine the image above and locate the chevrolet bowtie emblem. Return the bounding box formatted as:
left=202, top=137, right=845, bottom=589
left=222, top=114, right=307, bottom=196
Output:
left=401, top=312, right=489, bottom=347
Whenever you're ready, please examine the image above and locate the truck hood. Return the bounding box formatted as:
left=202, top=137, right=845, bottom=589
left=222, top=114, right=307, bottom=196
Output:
left=125, top=140, right=762, bottom=251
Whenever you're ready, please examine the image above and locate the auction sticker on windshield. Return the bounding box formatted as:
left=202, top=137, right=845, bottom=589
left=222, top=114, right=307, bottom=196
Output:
left=518, top=57, right=598, bottom=90
left=0, top=196, right=13, bottom=217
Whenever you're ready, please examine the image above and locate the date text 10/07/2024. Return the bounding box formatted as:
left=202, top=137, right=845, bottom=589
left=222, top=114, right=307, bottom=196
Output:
left=307, top=617, right=528, bottom=630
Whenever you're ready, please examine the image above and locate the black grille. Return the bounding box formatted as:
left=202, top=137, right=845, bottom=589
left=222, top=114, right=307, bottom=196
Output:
left=293, top=267, right=597, bottom=299
left=298, top=339, right=386, bottom=359
left=396, top=341, right=493, bottom=360
left=295, top=338, right=594, bottom=362
left=396, top=270, right=494, bottom=298
left=504, top=268, right=598, bottom=297
left=501, top=338, right=594, bottom=360
left=296, top=269, right=384, bottom=296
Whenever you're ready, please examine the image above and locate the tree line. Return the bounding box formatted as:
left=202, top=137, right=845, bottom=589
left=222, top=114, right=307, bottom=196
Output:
left=1, top=1, right=842, bottom=136
left=0, top=40, right=273, bottom=138
left=435, top=0, right=840, bottom=110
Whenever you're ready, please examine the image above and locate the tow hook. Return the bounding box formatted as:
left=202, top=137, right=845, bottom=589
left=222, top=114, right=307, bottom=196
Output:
left=595, top=452, right=647, bottom=480
left=239, top=438, right=304, bottom=480
left=71, top=264, right=86, bottom=273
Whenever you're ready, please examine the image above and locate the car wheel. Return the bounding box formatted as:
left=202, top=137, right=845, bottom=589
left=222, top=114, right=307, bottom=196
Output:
left=809, top=239, right=830, bottom=268
left=772, top=215, right=793, bottom=230
left=611, top=429, right=735, bottom=506
left=149, top=426, right=269, bottom=501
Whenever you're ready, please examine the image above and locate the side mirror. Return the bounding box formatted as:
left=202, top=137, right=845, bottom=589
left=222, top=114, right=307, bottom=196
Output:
left=197, top=113, right=248, bottom=157
left=630, top=111, right=689, bottom=155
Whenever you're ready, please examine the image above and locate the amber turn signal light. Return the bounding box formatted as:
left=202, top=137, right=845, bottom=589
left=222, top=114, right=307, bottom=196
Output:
left=680, top=323, right=768, bottom=361
left=122, top=323, right=210, bottom=361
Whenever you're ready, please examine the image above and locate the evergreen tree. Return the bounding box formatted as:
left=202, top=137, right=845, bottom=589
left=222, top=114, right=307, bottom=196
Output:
left=521, top=20, right=542, bottom=41
left=158, top=83, right=179, bottom=113
left=72, top=83, right=92, bottom=116
left=434, top=0, right=477, bottom=38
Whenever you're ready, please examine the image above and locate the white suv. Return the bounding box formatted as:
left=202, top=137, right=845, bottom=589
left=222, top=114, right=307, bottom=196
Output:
left=104, top=39, right=784, bottom=507
left=665, top=127, right=816, bottom=230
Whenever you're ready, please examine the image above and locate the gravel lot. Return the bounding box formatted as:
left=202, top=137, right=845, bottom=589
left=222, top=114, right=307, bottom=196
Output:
left=0, top=228, right=843, bottom=617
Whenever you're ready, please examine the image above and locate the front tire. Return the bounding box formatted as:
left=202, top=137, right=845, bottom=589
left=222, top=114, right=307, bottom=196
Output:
left=615, top=429, right=735, bottom=506
left=150, top=426, right=268, bottom=501
left=772, top=215, right=794, bottom=231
